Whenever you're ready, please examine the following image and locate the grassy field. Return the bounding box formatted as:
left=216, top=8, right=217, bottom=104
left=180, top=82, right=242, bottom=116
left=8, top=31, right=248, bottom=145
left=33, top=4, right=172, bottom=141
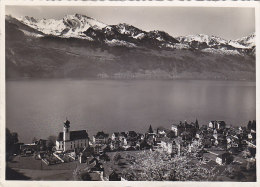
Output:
left=6, top=155, right=82, bottom=180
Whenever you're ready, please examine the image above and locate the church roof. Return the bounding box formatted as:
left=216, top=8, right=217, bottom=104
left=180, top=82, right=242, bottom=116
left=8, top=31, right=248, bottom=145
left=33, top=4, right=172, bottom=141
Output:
left=57, top=130, right=89, bottom=141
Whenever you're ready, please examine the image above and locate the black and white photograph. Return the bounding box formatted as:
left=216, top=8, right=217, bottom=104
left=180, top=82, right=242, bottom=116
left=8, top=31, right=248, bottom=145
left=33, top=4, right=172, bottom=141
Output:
left=2, top=1, right=258, bottom=183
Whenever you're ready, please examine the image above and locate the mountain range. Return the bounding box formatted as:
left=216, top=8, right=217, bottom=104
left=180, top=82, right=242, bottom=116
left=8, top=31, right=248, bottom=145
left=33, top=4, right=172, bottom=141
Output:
left=5, top=14, right=256, bottom=80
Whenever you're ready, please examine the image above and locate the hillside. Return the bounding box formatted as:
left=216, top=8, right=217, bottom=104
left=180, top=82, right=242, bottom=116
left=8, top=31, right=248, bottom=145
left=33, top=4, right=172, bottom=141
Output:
left=5, top=14, right=255, bottom=80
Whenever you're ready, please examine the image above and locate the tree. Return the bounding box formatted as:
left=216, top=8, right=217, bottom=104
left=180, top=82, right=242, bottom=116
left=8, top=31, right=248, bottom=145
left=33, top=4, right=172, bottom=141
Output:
left=195, top=119, right=199, bottom=129
left=140, top=140, right=151, bottom=150
left=32, top=137, right=38, bottom=144
left=247, top=121, right=252, bottom=130
left=47, top=135, right=56, bottom=151
left=113, top=153, right=122, bottom=164
left=6, top=128, right=19, bottom=161
left=251, top=120, right=256, bottom=131
left=122, top=150, right=218, bottom=181
left=6, top=128, right=19, bottom=152
left=6, top=129, right=18, bottom=146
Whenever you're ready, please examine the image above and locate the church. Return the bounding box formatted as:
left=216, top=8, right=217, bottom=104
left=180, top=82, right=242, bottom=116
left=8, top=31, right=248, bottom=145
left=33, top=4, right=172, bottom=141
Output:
left=56, top=119, right=89, bottom=152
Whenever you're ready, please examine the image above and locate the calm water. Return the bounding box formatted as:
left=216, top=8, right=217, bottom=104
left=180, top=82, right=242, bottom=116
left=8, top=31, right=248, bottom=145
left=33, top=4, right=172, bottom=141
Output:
left=6, top=79, right=255, bottom=143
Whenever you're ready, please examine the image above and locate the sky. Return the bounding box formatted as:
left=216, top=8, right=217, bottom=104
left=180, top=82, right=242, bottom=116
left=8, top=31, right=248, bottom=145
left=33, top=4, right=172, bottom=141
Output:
left=5, top=6, right=255, bottom=40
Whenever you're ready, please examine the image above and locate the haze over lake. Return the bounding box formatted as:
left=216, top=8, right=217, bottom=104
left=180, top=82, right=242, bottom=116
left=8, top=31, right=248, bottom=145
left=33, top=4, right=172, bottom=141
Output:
left=6, top=79, right=255, bottom=143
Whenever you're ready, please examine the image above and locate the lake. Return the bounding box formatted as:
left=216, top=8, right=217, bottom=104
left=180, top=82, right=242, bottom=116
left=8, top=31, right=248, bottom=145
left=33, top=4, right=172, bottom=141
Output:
left=6, top=79, right=256, bottom=143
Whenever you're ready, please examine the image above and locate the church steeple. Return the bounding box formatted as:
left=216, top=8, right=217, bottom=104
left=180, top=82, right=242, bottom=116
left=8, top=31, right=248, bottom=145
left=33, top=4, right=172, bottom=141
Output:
left=63, top=118, right=70, bottom=141
left=148, top=124, right=153, bottom=134
left=64, top=118, right=70, bottom=128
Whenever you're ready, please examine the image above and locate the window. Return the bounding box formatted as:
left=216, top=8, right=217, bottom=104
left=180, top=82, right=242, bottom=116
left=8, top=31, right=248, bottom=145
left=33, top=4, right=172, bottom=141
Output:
left=71, top=145, right=72, bottom=149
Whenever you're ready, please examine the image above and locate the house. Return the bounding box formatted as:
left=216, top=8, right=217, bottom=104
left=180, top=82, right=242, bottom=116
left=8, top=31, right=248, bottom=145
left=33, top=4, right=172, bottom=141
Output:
left=127, top=131, right=138, bottom=138
left=127, top=131, right=138, bottom=142
left=139, top=140, right=151, bottom=150
left=146, top=135, right=155, bottom=146
left=110, top=140, right=120, bottom=150
left=111, top=132, right=119, bottom=141
left=119, top=132, right=128, bottom=141
left=208, top=121, right=226, bottom=130
left=195, top=130, right=203, bottom=139
left=216, top=152, right=233, bottom=165
left=226, top=136, right=232, bottom=144
left=93, top=144, right=107, bottom=155
left=120, top=138, right=128, bottom=147
left=171, top=124, right=178, bottom=136
left=166, top=131, right=176, bottom=139
left=181, top=131, right=192, bottom=142
left=56, top=119, right=89, bottom=152
left=157, top=127, right=168, bottom=136
left=160, top=137, right=173, bottom=154
left=137, top=133, right=145, bottom=140
left=111, top=132, right=127, bottom=142
left=160, top=137, right=181, bottom=155
left=93, top=131, right=109, bottom=145
left=20, top=139, right=47, bottom=153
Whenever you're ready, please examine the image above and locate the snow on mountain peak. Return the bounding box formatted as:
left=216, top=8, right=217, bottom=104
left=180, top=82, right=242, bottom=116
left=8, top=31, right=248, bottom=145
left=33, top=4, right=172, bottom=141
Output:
left=234, top=33, right=255, bottom=48
left=115, top=23, right=146, bottom=39
left=10, top=14, right=255, bottom=55
left=63, top=13, right=107, bottom=30
left=177, top=34, right=228, bottom=46
left=16, top=13, right=107, bottom=39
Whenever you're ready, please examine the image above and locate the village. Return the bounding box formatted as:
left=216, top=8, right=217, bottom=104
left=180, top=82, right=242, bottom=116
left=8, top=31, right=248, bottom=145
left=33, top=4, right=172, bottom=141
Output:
left=6, top=119, right=256, bottom=181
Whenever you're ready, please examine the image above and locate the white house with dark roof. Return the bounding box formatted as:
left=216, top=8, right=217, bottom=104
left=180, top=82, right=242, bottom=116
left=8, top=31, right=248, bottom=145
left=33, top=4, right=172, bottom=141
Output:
left=208, top=121, right=226, bottom=129
left=56, top=119, right=89, bottom=152
left=93, top=131, right=109, bottom=145
left=171, top=124, right=178, bottom=136
left=111, top=132, right=120, bottom=141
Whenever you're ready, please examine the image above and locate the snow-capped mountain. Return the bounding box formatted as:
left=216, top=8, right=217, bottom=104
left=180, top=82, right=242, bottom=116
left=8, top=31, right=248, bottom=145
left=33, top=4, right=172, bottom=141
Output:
left=234, top=33, right=255, bottom=48
left=17, top=14, right=107, bottom=39
left=176, top=33, right=255, bottom=55
left=177, top=34, right=227, bottom=47
left=113, top=23, right=146, bottom=40
left=11, top=13, right=255, bottom=55
left=5, top=13, right=255, bottom=80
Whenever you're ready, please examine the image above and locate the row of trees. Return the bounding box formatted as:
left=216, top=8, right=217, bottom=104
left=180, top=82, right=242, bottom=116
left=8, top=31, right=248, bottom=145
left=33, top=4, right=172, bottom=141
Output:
left=6, top=128, right=19, bottom=153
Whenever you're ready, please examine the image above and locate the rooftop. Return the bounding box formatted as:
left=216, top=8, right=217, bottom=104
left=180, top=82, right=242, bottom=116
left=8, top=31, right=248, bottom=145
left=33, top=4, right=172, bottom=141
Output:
left=57, top=130, right=89, bottom=141
left=94, top=131, right=109, bottom=139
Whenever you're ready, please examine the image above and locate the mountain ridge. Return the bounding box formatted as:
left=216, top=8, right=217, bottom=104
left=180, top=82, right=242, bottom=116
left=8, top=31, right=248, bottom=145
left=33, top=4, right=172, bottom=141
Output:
left=11, top=14, right=255, bottom=54
left=5, top=14, right=256, bottom=80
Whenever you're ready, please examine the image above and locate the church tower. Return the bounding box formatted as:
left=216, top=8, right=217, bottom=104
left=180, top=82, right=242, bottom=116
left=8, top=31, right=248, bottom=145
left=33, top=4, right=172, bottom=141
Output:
left=63, top=118, right=70, bottom=141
